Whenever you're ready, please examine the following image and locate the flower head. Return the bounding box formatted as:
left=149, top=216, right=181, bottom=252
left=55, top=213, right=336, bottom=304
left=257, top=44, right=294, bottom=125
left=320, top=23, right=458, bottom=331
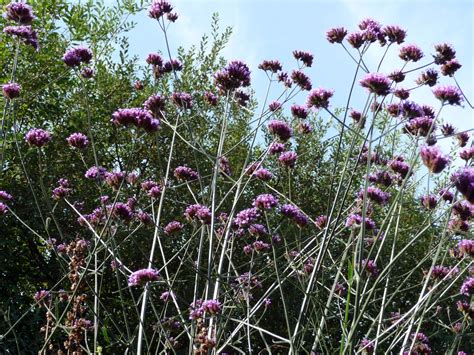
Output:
left=214, top=60, right=251, bottom=91
left=267, top=120, right=292, bottom=141
left=1, top=82, right=21, bottom=99
left=433, top=43, right=456, bottom=64
left=3, top=25, right=38, bottom=49
left=382, top=25, right=406, bottom=44
left=25, top=128, right=51, bottom=147
left=291, top=70, right=312, bottom=91
left=441, top=59, right=462, bottom=76
left=253, top=194, right=278, bottom=210
left=420, top=145, right=449, bottom=173
left=164, top=221, right=183, bottom=235
left=148, top=0, right=173, bottom=20
left=279, top=151, right=298, bottom=168
left=293, top=50, right=313, bottom=67
left=171, top=92, right=193, bottom=109
left=433, top=85, right=463, bottom=106
left=460, top=277, right=474, bottom=296
left=258, top=59, right=282, bottom=73
left=66, top=132, right=89, bottom=149
left=326, top=27, right=347, bottom=43
left=360, top=73, right=391, bottom=96
left=63, top=46, right=92, bottom=67
left=307, top=88, right=334, bottom=109
left=416, top=68, right=438, bottom=87
left=3, top=1, right=35, bottom=24
left=451, top=167, right=474, bottom=203
left=399, top=44, right=423, bottom=62
left=174, top=166, right=199, bottom=182
left=128, top=268, right=159, bottom=287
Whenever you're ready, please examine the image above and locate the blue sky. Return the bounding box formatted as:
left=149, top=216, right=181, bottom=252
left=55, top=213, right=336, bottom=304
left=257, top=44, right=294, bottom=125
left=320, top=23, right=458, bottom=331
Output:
left=123, top=0, right=473, bottom=137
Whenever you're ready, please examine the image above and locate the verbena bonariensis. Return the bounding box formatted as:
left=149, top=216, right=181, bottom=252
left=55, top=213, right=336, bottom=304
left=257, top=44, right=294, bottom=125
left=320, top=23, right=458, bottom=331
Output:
left=0, top=1, right=472, bottom=354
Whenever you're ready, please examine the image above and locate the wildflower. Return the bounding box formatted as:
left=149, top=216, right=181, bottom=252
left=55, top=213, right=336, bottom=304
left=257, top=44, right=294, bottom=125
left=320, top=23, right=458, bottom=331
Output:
left=184, top=204, right=212, bottom=224
left=291, top=105, right=308, bottom=119
left=0, top=191, right=13, bottom=201
left=358, top=338, right=374, bottom=354
left=404, top=116, right=435, bottom=137
left=268, top=101, right=282, bottom=112
left=326, top=27, right=347, bottom=43
left=174, top=166, right=199, bottom=182
left=400, top=101, right=423, bottom=118
left=441, top=124, right=455, bottom=136
left=360, top=73, right=391, bottom=96
left=291, top=70, right=312, bottom=91
left=458, top=239, right=474, bottom=258
left=433, top=43, right=456, bottom=64
left=368, top=170, right=395, bottom=187
left=429, top=265, right=458, bottom=280
left=160, top=291, right=173, bottom=302
left=439, top=188, right=454, bottom=203
left=204, top=91, right=218, bottom=106
left=459, top=146, right=474, bottom=161
left=346, top=214, right=376, bottom=230
left=277, top=72, right=292, bottom=88
left=201, top=299, right=222, bottom=315
left=128, top=268, right=159, bottom=287
left=34, top=290, right=50, bottom=302
left=460, top=277, right=474, bottom=296
left=253, top=194, right=278, bottom=210
left=234, top=90, right=250, bottom=106
left=148, top=0, right=173, bottom=20
left=62, top=46, right=92, bottom=67
left=81, top=67, right=94, bottom=79
left=52, top=178, right=72, bottom=200
left=293, top=50, right=313, bottom=67
left=0, top=202, right=8, bottom=215
left=162, top=59, right=183, bottom=72
left=269, top=142, right=285, bottom=155
left=433, top=85, right=463, bottom=106
left=3, top=1, right=35, bottom=24
left=66, top=132, right=89, bottom=149
left=388, top=70, right=405, bottom=83
left=141, top=180, right=162, bottom=198
left=315, top=215, right=328, bottom=230
left=111, top=107, right=160, bottom=132
left=267, top=120, right=292, bottom=141
left=24, top=128, right=51, bottom=147
left=441, top=59, right=462, bottom=76
left=136, top=211, right=153, bottom=225
left=280, top=204, right=308, bottom=227
left=234, top=208, right=259, bottom=228
left=214, top=60, right=251, bottom=91
left=248, top=224, right=267, bottom=237
left=279, top=151, right=298, bottom=168
left=415, top=68, right=438, bottom=87
left=382, top=25, right=406, bottom=44
left=1, top=82, right=21, bottom=99
left=253, top=240, right=271, bottom=252
left=219, top=156, right=232, bottom=176
left=346, top=31, right=364, bottom=48
left=258, top=59, right=282, bottom=73
left=144, top=94, right=166, bottom=118
left=362, top=259, right=378, bottom=277
left=133, top=80, right=143, bottom=90
left=421, top=194, right=438, bottom=209
left=164, top=221, right=183, bottom=235
left=452, top=201, right=474, bottom=220
left=85, top=166, right=106, bottom=181
left=298, top=122, right=312, bottom=134
left=394, top=88, right=410, bottom=100
left=171, top=92, right=193, bottom=109
left=307, top=88, right=334, bottom=109
left=451, top=167, right=474, bottom=203
left=358, top=186, right=390, bottom=205
left=420, top=145, right=449, bottom=173
left=399, top=44, right=423, bottom=62
left=146, top=52, right=163, bottom=66
left=253, top=168, right=273, bottom=181
left=111, top=202, right=134, bottom=221
left=457, top=132, right=470, bottom=147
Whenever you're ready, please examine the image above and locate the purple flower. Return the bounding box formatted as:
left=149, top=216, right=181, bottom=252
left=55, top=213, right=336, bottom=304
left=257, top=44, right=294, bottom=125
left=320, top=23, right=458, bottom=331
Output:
left=439, top=188, right=454, bottom=203
left=85, top=166, right=106, bottom=181
left=3, top=1, right=35, bottom=24
left=358, top=186, right=390, bottom=205
left=358, top=338, right=374, bottom=354
left=111, top=107, right=160, bottom=132
left=66, top=132, right=89, bottom=149
left=160, top=291, right=173, bottom=302
left=0, top=202, right=8, bottom=215
left=350, top=110, right=365, bottom=125
left=326, top=27, right=347, bottom=43
left=421, top=194, right=438, bottom=209
left=104, top=171, right=125, bottom=189
left=420, top=145, right=449, bottom=173
left=258, top=59, right=282, bottom=73
left=1, top=82, right=21, bottom=99
left=280, top=204, right=308, bottom=227
left=433, top=43, right=456, bottom=64
left=164, top=221, right=184, bottom=235
left=399, top=44, right=423, bottom=62
left=440, top=59, right=462, bottom=76
left=451, top=167, right=474, bottom=203
left=219, top=156, right=232, bottom=176
left=3, top=24, right=38, bottom=50
left=174, top=166, right=199, bottom=182
left=184, top=204, right=212, bottom=224
left=400, top=101, right=423, bottom=118
left=416, top=68, right=438, bottom=87
left=136, top=211, right=153, bottom=225
left=360, top=73, right=391, bottom=96
left=171, top=92, right=193, bottom=109
left=148, top=0, right=173, bottom=20
left=144, top=94, right=166, bottom=118
left=458, top=239, right=474, bottom=258
left=430, top=265, right=458, bottom=280
left=141, top=180, right=162, bottom=198
left=253, top=168, right=273, bottom=181
left=269, top=142, right=285, bottom=155
left=347, top=31, right=365, bottom=48
left=111, top=202, right=134, bottom=221
left=128, top=268, right=159, bottom=287
left=24, top=128, right=51, bottom=147
left=0, top=191, right=13, bottom=201
left=204, top=91, right=218, bottom=106
left=293, top=50, right=313, bottom=67
left=253, top=240, right=271, bottom=252
left=393, top=88, right=409, bottom=100
left=382, top=25, right=406, bottom=44
left=433, top=85, right=463, bottom=106
left=345, top=214, right=376, bottom=230
left=81, top=67, right=94, bottom=79
left=34, top=290, right=50, bottom=302
left=146, top=53, right=163, bottom=66
left=253, top=194, right=279, bottom=210
left=162, top=59, right=183, bottom=72
left=166, top=12, right=178, bottom=22
left=234, top=90, right=250, bottom=106
left=214, top=60, right=251, bottom=91
left=291, top=70, right=312, bottom=91
left=388, top=70, right=405, bottom=83
left=307, top=88, right=334, bottom=109
left=315, top=215, right=328, bottom=230
left=459, top=146, right=474, bottom=161
left=63, top=46, right=93, bottom=67
left=452, top=201, right=474, bottom=221
left=460, top=277, right=474, bottom=296
left=404, top=116, right=435, bottom=137
left=457, top=132, right=470, bottom=147
left=201, top=299, right=222, bottom=315
left=441, top=124, right=455, bottom=136
left=267, top=120, right=292, bottom=141
left=279, top=151, right=297, bottom=168
left=369, top=170, right=396, bottom=187
left=362, top=259, right=378, bottom=277
left=291, top=105, right=308, bottom=119
left=248, top=224, right=267, bottom=237
left=52, top=179, right=72, bottom=200
left=268, top=101, right=282, bottom=112
left=234, top=208, right=259, bottom=228
left=298, top=122, right=312, bottom=134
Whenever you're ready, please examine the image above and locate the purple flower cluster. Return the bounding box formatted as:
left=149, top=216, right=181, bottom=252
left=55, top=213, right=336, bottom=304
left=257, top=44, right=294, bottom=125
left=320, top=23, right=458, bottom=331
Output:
left=171, top=92, right=193, bottom=109
left=144, top=94, right=166, bottom=118
left=174, top=166, right=199, bottom=182
left=267, top=120, right=292, bottom=141
left=460, top=277, right=474, bottom=296
left=253, top=194, right=278, bottom=210
left=214, top=60, right=251, bottom=91
left=85, top=166, right=107, bottom=181
left=293, top=50, right=313, bottom=67
left=458, top=239, right=474, bottom=258
left=234, top=208, right=260, bottom=228
left=279, top=151, right=298, bottom=168
left=358, top=186, right=390, bottom=205
left=280, top=204, right=308, bottom=227
left=24, top=128, right=51, bottom=147
left=291, top=70, right=312, bottom=91
left=451, top=167, right=474, bottom=203
left=404, top=116, right=435, bottom=137
left=189, top=299, right=222, bottom=320
left=268, top=101, right=282, bottom=112
left=326, top=27, right=347, bottom=43
left=164, top=221, right=183, bottom=235
left=441, top=59, right=462, bottom=76
left=421, top=194, right=438, bottom=210
left=184, top=204, right=212, bottom=224
left=66, top=132, right=89, bottom=149
left=360, top=73, right=391, bottom=96
left=63, top=46, right=93, bottom=67
left=433, top=85, right=463, bottom=106
left=128, top=268, right=160, bottom=287
left=204, top=91, right=218, bottom=106
left=3, top=1, right=35, bottom=24
left=429, top=265, right=458, bottom=280
left=141, top=180, right=162, bottom=198
left=345, top=214, right=376, bottom=230
left=111, top=107, right=160, bottom=132
left=258, top=59, right=282, bottom=73
left=306, top=88, right=334, bottom=109
left=433, top=43, right=456, bottom=65
left=3, top=25, right=38, bottom=50
left=459, top=146, right=474, bottom=161
left=383, top=25, right=406, bottom=44
left=268, top=142, right=285, bottom=155
left=148, top=0, right=176, bottom=21
left=399, top=44, right=423, bottom=62
left=52, top=178, right=72, bottom=200
left=362, top=259, right=378, bottom=277
left=315, top=215, right=328, bottom=230
left=1, top=82, right=21, bottom=99
left=420, top=145, right=449, bottom=174
left=253, top=168, right=273, bottom=181
left=291, top=105, right=308, bottom=119
left=416, top=69, right=438, bottom=87
left=388, top=157, right=410, bottom=178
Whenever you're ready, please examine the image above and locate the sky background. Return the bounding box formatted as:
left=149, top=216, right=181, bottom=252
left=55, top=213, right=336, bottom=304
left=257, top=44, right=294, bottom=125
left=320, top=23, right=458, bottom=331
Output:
left=121, top=0, right=473, bottom=141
